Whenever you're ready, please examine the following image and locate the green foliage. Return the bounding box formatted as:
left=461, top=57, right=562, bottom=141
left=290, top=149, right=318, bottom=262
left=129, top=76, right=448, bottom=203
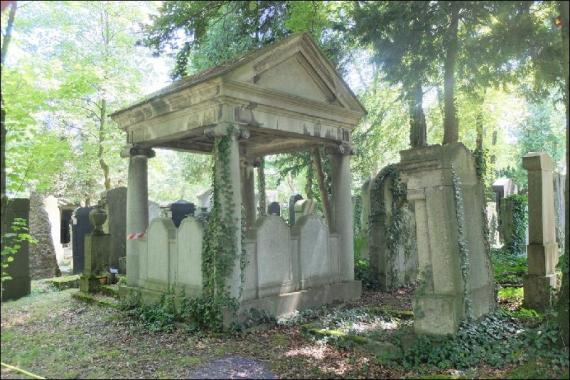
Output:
left=491, top=248, right=527, bottom=286
left=498, top=287, right=524, bottom=303
left=1, top=218, right=37, bottom=285
left=354, top=257, right=379, bottom=291
left=397, top=310, right=568, bottom=372
left=505, top=194, right=528, bottom=257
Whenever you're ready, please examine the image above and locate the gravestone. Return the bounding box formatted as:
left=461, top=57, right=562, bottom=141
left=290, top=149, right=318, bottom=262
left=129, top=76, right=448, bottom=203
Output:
left=523, top=152, right=559, bottom=310
left=29, top=192, right=61, bottom=279
left=80, top=207, right=111, bottom=294
left=148, top=200, right=161, bottom=223
left=368, top=166, right=418, bottom=291
left=400, top=143, right=495, bottom=335
left=288, top=193, right=303, bottom=225
left=71, top=206, right=93, bottom=274
left=294, top=199, right=316, bottom=224
left=267, top=202, right=280, bottom=216
left=553, top=173, right=566, bottom=256
left=1, top=198, right=31, bottom=301
left=492, top=177, right=518, bottom=245
left=486, top=201, right=500, bottom=248
left=102, top=186, right=127, bottom=270
left=358, top=179, right=372, bottom=259
left=169, top=199, right=196, bottom=227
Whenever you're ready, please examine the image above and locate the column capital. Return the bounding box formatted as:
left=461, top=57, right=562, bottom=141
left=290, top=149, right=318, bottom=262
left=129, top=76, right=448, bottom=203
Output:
left=325, top=143, right=356, bottom=156
left=204, top=123, right=250, bottom=140
left=120, top=145, right=155, bottom=158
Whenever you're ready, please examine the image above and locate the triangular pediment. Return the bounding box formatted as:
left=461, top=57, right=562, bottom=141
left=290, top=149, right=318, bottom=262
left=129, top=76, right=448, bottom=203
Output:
left=224, top=33, right=365, bottom=114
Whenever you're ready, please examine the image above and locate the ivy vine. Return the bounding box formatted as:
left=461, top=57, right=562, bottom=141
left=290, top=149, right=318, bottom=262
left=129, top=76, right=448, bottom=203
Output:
left=451, top=165, right=473, bottom=320
left=369, top=164, right=412, bottom=289
left=504, top=194, right=528, bottom=257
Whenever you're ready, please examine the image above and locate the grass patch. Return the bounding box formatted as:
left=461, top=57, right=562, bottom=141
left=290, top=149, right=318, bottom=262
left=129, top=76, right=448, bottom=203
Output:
left=498, top=287, right=524, bottom=303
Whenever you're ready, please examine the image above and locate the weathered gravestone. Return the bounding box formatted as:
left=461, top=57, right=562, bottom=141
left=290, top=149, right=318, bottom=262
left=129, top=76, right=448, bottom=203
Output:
left=29, top=192, right=61, bottom=279
left=523, top=152, right=559, bottom=310
left=288, top=193, right=303, bottom=225
left=71, top=207, right=93, bottom=274
left=553, top=173, right=566, bottom=256
left=1, top=198, right=31, bottom=301
left=267, top=201, right=280, bottom=216
left=102, top=186, right=126, bottom=270
left=294, top=199, right=316, bottom=224
left=80, top=207, right=111, bottom=293
left=399, top=143, right=495, bottom=335
left=368, top=165, right=418, bottom=291
left=492, top=177, right=518, bottom=246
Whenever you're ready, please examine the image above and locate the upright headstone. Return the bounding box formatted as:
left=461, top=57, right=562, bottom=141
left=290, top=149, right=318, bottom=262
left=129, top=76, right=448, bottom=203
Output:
left=29, top=192, right=60, bottom=279
left=1, top=198, right=31, bottom=301
left=492, top=177, right=518, bottom=245
left=169, top=199, right=195, bottom=227
left=359, top=179, right=372, bottom=259
left=399, top=143, right=495, bottom=335
left=71, top=207, right=93, bottom=274
left=294, top=199, right=316, bottom=223
left=80, top=207, right=111, bottom=294
left=368, top=166, right=418, bottom=291
left=267, top=201, right=280, bottom=216
left=553, top=173, right=566, bottom=256
left=523, top=152, right=559, bottom=310
left=102, top=186, right=127, bottom=270
left=288, top=193, right=303, bottom=225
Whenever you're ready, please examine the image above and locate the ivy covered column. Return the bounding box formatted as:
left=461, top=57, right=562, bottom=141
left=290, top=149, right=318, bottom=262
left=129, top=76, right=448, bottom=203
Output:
left=331, top=143, right=355, bottom=282
left=123, top=145, right=155, bottom=287
left=206, top=124, right=246, bottom=300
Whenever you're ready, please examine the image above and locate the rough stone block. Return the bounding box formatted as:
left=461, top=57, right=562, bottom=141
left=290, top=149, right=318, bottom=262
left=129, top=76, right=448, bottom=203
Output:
left=527, top=243, right=559, bottom=276
left=413, top=294, right=463, bottom=336
left=523, top=274, right=557, bottom=311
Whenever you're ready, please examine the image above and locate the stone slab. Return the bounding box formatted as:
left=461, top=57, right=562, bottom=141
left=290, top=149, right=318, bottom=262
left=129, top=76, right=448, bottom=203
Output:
left=187, top=356, right=275, bottom=379
left=523, top=274, right=557, bottom=311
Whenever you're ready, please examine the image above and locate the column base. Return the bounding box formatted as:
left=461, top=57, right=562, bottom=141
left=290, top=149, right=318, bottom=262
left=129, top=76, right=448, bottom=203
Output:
left=413, top=293, right=463, bottom=336
left=523, top=274, right=557, bottom=311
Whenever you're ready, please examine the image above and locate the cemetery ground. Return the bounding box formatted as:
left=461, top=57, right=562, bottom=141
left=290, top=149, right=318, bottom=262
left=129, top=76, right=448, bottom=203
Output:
left=1, top=252, right=568, bottom=380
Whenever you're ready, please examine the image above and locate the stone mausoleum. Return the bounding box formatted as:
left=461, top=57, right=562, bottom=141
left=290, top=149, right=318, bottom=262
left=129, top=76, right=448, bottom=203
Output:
left=110, top=33, right=365, bottom=319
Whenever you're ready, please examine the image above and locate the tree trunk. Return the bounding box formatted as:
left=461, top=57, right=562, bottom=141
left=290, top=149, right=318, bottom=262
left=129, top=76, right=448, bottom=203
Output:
left=1, top=2, right=17, bottom=244
left=257, top=157, right=266, bottom=217
left=443, top=2, right=460, bottom=145
left=98, top=99, right=111, bottom=190
left=305, top=154, right=314, bottom=200
left=475, top=111, right=483, bottom=151
left=558, top=0, right=569, bottom=347
left=408, top=82, right=427, bottom=147
left=312, top=147, right=333, bottom=228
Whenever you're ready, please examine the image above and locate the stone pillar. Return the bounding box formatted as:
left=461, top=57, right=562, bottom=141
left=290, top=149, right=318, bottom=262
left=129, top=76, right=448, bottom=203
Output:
left=241, top=159, right=256, bottom=228
left=80, top=207, right=111, bottom=294
left=399, top=143, right=495, bottom=335
left=331, top=144, right=355, bottom=281
left=207, top=124, right=245, bottom=299
left=123, top=146, right=154, bottom=287
left=523, top=152, right=559, bottom=310
left=359, top=179, right=372, bottom=260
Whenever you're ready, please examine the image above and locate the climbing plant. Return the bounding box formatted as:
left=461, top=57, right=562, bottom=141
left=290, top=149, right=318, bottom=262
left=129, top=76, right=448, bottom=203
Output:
left=1, top=218, right=36, bottom=289
left=451, top=165, right=473, bottom=320
left=368, top=164, right=412, bottom=289
left=504, top=194, right=528, bottom=257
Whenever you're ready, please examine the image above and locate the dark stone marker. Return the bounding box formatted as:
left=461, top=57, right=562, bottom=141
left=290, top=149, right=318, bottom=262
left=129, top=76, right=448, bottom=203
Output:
left=60, top=208, right=73, bottom=244
left=103, top=187, right=126, bottom=270
left=71, top=207, right=93, bottom=274
left=187, top=356, right=275, bottom=379
left=2, top=198, right=31, bottom=302
left=170, top=199, right=196, bottom=227
left=267, top=202, right=280, bottom=216
left=288, top=193, right=303, bottom=225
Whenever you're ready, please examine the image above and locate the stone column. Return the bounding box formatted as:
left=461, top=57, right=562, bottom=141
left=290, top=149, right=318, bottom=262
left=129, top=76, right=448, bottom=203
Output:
left=523, top=152, right=559, bottom=310
left=331, top=144, right=355, bottom=281
left=399, top=143, right=495, bottom=335
left=123, top=146, right=155, bottom=287
left=207, top=124, right=245, bottom=299
left=241, top=159, right=256, bottom=228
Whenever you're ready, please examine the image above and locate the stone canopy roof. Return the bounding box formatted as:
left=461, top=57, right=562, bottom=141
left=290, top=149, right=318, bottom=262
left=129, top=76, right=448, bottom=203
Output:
left=111, top=33, right=366, bottom=158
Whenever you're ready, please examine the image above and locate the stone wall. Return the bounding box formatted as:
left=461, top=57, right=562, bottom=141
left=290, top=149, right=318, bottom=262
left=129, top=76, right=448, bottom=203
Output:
left=368, top=165, right=418, bottom=291
left=29, top=193, right=61, bottom=279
